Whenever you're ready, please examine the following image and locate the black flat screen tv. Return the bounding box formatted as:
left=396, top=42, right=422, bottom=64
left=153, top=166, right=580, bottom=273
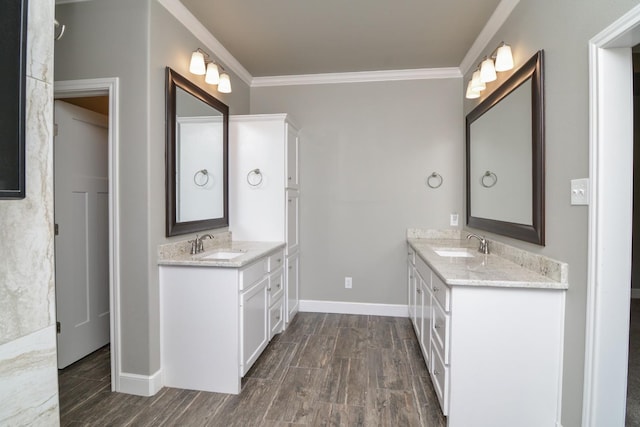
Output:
left=0, top=0, right=28, bottom=199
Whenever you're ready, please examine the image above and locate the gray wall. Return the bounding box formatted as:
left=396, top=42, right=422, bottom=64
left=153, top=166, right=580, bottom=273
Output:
left=462, top=1, right=640, bottom=425
left=251, top=79, right=463, bottom=305
left=55, top=0, right=250, bottom=377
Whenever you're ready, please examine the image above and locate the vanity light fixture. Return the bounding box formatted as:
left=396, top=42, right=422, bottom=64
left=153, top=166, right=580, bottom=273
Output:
left=465, top=42, right=514, bottom=99
left=189, top=48, right=232, bottom=93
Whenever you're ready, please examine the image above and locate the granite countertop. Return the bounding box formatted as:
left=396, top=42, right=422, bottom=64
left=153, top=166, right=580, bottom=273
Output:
left=158, top=240, right=286, bottom=268
left=407, top=236, right=568, bottom=290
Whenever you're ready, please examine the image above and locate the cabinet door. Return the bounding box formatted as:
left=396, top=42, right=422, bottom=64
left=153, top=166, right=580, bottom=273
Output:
left=286, top=252, right=299, bottom=323
left=286, top=124, right=299, bottom=189
left=420, top=279, right=431, bottom=367
left=408, top=262, right=416, bottom=322
left=240, top=277, right=269, bottom=376
left=286, top=190, right=299, bottom=254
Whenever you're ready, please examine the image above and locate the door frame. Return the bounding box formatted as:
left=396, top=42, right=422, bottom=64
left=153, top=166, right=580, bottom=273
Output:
left=54, top=78, right=121, bottom=392
left=584, top=5, right=640, bottom=425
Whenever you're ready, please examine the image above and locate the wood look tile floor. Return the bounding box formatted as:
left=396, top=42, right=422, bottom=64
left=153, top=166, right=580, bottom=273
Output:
left=58, top=313, right=445, bottom=426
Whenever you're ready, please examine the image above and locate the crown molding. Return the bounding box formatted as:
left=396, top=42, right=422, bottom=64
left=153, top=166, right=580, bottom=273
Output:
left=251, top=67, right=462, bottom=87
left=459, top=0, right=520, bottom=75
left=157, top=0, right=253, bottom=86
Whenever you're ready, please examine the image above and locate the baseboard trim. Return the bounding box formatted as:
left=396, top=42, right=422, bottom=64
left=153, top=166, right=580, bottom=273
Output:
left=118, top=369, right=162, bottom=396
left=299, top=300, right=409, bottom=317
left=632, top=288, right=640, bottom=299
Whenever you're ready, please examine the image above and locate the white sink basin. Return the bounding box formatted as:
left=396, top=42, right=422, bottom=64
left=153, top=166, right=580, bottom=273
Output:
left=201, top=251, right=245, bottom=260
left=434, top=248, right=475, bottom=258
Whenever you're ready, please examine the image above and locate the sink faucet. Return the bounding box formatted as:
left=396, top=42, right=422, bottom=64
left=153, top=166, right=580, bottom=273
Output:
left=190, top=234, right=214, bottom=255
left=467, top=233, right=490, bottom=254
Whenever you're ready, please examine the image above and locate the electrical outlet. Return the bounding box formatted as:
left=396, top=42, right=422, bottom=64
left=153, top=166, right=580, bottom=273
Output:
left=345, top=277, right=352, bottom=289
left=450, top=213, right=459, bottom=226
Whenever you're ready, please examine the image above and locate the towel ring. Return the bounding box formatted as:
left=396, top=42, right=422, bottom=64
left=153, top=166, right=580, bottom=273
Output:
left=247, top=168, right=263, bottom=187
left=426, top=172, right=443, bottom=189
left=193, top=169, right=210, bottom=187
left=54, top=19, right=66, bottom=41
left=481, top=171, right=498, bottom=188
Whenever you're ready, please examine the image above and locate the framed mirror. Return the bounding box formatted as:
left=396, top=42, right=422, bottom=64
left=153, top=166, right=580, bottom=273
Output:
left=0, top=0, right=27, bottom=199
left=166, top=67, right=229, bottom=236
left=466, top=50, right=545, bottom=245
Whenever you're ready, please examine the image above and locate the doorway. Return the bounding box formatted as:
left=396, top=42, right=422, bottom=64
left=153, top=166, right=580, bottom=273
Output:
left=584, top=5, right=640, bottom=426
left=54, top=98, right=110, bottom=369
left=54, top=78, right=121, bottom=392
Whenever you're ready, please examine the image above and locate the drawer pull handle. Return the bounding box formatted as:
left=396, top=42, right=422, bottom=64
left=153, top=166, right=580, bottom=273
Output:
left=267, top=287, right=272, bottom=292
left=434, top=369, right=441, bottom=376
left=416, top=289, right=422, bottom=294
left=277, top=258, right=281, bottom=263
left=288, top=176, right=292, bottom=180
left=434, top=323, right=441, bottom=329
left=432, top=286, right=440, bottom=292
left=277, top=283, right=281, bottom=289
left=276, top=315, right=281, bottom=320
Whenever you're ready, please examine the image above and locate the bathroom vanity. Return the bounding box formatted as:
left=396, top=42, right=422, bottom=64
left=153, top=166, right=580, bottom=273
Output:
left=407, top=229, right=568, bottom=427
left=158, top=238, right=286, bottom=394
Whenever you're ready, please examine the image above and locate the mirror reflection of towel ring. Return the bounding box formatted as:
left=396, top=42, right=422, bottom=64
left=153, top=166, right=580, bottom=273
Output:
left=193, top=169, right=210, bottom=187
left=247, top=168, right=263, bottom=187
left=481, top=171, right=498, bottom=188
left=426, top=172, right=443, bottom=189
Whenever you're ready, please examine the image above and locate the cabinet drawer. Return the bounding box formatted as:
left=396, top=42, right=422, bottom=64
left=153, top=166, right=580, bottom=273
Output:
left=415, top=257, right=431, bottom=287
left=430, top=344, right=449, bottom=416
left=268, top=251, right=285, bottom=272
left=407, top=246, right=415, bottom=265
left=268, top=268, right=284, bottom=306
left=269, top=297, right=284, bottom=339
left=431, top=273, right=450, bottom=312
left=432, top=299, right=450, bottom=365
left=239, top=258, right=268, bottom=291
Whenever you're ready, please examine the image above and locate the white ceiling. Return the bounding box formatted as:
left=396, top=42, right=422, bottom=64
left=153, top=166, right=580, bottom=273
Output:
left=180, top=0, right=504, bottom=77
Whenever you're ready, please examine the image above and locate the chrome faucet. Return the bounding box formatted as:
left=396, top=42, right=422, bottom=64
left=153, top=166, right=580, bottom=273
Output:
left=467, top=233, right=490, bottom=254
left=190, top=234, right=215, bottom=254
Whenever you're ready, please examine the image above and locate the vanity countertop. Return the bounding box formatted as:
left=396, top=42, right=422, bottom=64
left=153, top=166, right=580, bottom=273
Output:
left=408, top=237, right=568, bottom=290
left=158, top=240, right=286, bottom=268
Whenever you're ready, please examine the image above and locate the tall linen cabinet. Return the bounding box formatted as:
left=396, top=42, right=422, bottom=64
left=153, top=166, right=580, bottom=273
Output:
left=229, top=114, right=300, bottom=325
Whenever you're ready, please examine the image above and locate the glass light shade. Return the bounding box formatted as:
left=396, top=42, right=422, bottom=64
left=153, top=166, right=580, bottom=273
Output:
left=218, top=72, right=232, bottom=93
left=470, top=70, right=486, bottom=92
left=480, top=57, right=497, bottom=82
left=189, top=51, right=206, bottom=75
left=205, top=62, right=220, bottom=84
left=495, top=44, right=514, bottom=72
left=466, top=81, right=480, bottom=99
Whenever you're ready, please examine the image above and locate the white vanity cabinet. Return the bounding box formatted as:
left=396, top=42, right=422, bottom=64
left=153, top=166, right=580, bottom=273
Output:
left=230, top=114, right=300, bottom=325
left=407, top=242, right=566, bottom=426
left=160, top=247, right=285, bottom=395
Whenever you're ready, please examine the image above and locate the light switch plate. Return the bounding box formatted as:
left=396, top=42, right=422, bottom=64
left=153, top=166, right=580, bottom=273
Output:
left=450, top=213, right=459, bottom=226
left=571, top=178, right=589, bottom=205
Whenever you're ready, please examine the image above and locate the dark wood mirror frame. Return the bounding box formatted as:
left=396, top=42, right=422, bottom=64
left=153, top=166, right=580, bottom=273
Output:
left=466, top=50, right=545, bottom=245
left=0, top=0, right=28, bottom=200
left=165, top=67, right=229, bottom=236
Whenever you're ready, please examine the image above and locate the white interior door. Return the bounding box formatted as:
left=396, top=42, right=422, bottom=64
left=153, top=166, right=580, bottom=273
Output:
left=54, top=100, right=110, bottom=369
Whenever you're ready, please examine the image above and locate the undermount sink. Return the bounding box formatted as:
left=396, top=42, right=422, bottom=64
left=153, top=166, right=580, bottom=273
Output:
left=201, top=250, right=246, bottom=260
left=434, top=248, right=475, bottom=258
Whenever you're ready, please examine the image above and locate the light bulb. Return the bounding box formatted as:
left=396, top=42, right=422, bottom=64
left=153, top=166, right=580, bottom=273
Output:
left=189, top=51, right=206, bottom=75
left=205, top=62, right=220, bottom=84
left=218, top=72, right=232, bottom=93
left=480, top=57, right=497, bottom=83
left=495, top=44, right=514, bottom=72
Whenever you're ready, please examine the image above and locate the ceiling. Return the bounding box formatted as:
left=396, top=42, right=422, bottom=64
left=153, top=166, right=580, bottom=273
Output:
left=180, top=0, right=503, bottom=77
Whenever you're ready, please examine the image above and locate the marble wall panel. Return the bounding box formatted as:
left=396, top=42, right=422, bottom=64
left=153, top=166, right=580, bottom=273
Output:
left=0, top=0, right=59, bottom=424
